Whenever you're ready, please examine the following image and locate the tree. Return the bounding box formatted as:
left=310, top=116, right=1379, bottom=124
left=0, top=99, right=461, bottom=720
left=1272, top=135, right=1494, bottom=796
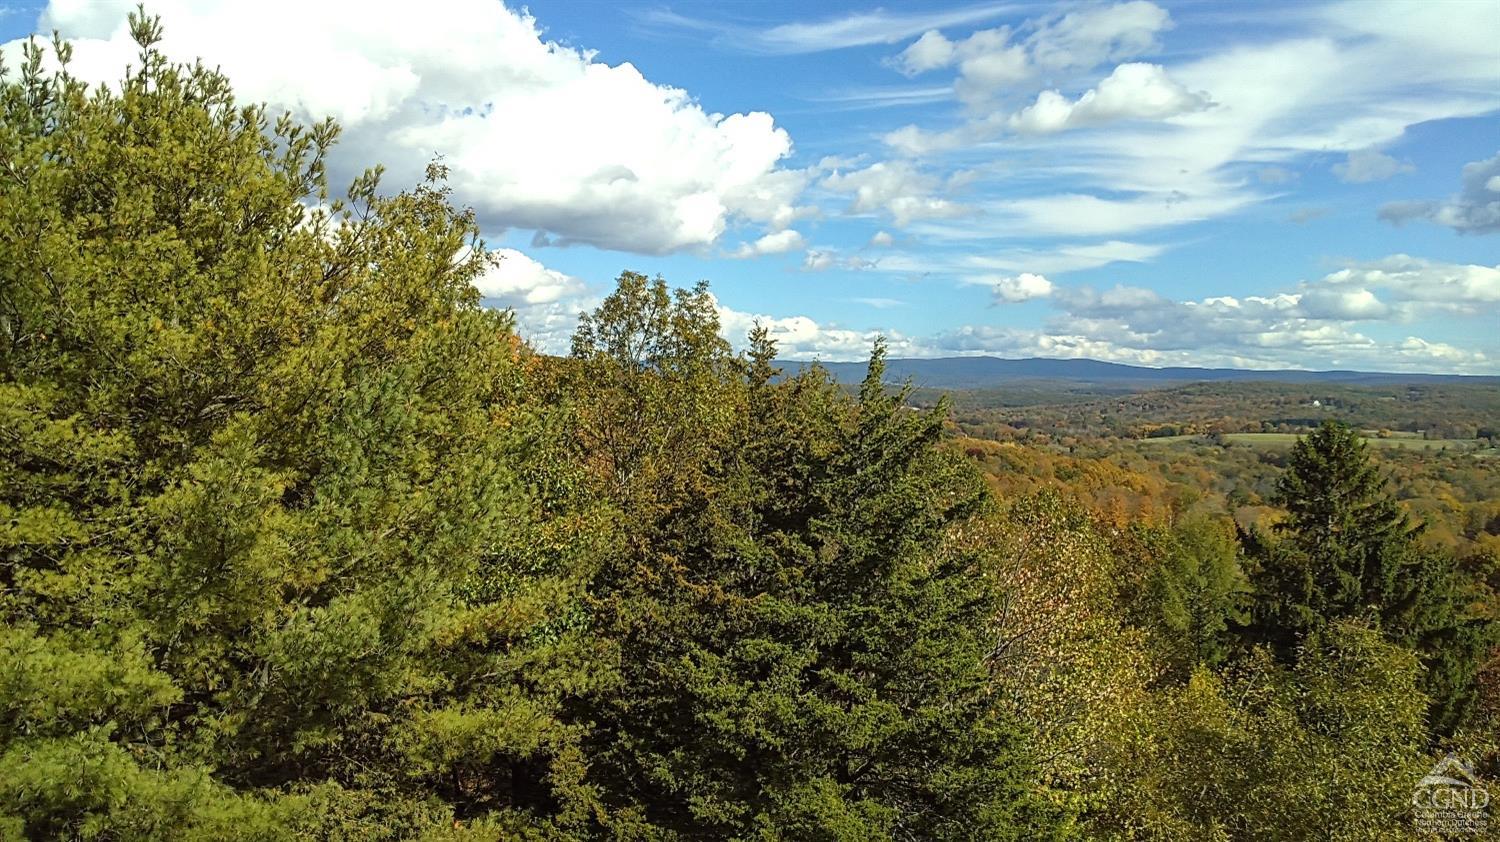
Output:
left=1088, top=622, right=1431, bottom=841
left=968, top=493, right=1156, bottom=804
left=1142, top=515, right=1250, bottom=678
left=1273, top=420, right=1416, bottom=566
left=567, top=286, right=1064, bottom=839
left=1239, top=421, right=1498, bottom=736
left=0, top=17, right=609, bottom=837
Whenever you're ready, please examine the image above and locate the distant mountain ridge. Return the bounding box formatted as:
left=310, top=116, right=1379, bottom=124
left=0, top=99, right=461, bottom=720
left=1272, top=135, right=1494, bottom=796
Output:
left=787, top=356, right=1500, bottom=389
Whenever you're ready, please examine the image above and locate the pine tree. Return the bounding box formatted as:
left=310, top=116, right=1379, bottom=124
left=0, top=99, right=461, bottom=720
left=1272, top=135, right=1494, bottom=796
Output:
left=1273, top=419, right=1416, bottom=570
left=1239, top=420, right=1497, bottom=736
left=569, top=289, right=1063, bottom=838
left=0, top=18, right=610, bottom=836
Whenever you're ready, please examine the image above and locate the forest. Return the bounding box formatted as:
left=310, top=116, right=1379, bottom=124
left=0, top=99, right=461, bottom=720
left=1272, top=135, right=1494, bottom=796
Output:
left=1, top=18, right=1497, bottom=840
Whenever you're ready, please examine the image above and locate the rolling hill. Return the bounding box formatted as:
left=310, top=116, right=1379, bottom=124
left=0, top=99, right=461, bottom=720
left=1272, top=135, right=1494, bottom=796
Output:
left=790, top=356, right=1500, bottom=390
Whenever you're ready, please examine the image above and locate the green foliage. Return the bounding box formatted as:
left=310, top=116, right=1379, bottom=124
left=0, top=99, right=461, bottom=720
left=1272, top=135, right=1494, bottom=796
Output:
left=1, top=15, right=608, bottom=836
left=1273, top=420, right=1416, bottom=563
left=1141, top=515, right=1249, bottom=677
left=1088, top=622, right=1429, bottom=841
left=566, top=288, right=1063, bottom=839
left=1238, top=421, right=1499, bottom=736
left=969, top=493, right=1156, bottom=801
left=2, top=12, right=1488, bottom=839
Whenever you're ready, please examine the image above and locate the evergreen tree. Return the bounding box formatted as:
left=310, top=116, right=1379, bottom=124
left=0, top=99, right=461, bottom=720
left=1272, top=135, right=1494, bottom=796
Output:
left=1273, top=419, right=1417, bottom=570
left=568, top=286, right=1063, bottom=839
left=1239, top=421, right=1497, bottom=735
left=0, top=18, right=610, bottom=836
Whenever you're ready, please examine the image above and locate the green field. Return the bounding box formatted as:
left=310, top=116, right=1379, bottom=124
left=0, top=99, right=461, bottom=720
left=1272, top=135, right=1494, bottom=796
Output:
left=1138, top=433, right=1486, bottom=451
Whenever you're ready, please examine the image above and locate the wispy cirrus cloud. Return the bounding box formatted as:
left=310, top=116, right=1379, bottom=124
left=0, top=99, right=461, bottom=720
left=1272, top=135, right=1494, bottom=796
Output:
left=803, top=84, right=954, bottom=111
left=639, top=2, right=1028, bottom=55
left=874, top=0, right=1499, bottom=258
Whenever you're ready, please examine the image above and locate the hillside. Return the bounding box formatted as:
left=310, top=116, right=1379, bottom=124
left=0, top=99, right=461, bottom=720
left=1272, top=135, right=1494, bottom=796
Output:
left=794, top=355, right=1500, bottom=390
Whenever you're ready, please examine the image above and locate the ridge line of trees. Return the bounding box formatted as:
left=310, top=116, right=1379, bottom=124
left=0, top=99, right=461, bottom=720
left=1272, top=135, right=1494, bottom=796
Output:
left=1, top=14, right=1495, bottom=840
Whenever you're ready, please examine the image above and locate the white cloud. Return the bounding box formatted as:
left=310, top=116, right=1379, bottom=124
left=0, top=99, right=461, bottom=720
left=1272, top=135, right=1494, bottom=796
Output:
left=821, top=160, right=967, bottom=226
left=893, top=2, right=1172, bottom=104
left=1333, top=148, right=1413, bottom=183
left=1296, top=286, right=1389, bottom=320
left=879, top=1, right=1499, bottom=246
left=894, top=29, right=957, bottom=75
left=714, top=298, right=912, bottom=360
left=1379, top=152, right=1500, bottom=234
left=729, top=229, right=806, bottom=258
left=15, top=0, right=809, bottom=255
left=803, top=250, right=836, bottom=271
left=468, top=248, right=594, bottom=354
left=1008, top=62, right=1211, bottom=134
left=954, top=254, right=1500, bottom=371
left=961, top=240, right=1168, bottom=274
left=808, top=84, right=954, bottom=111
left=688, top=253, right=1497, bottom=372
left=882, top=123, right=972, bottom=156
left=1026, top=1, right=1173, bottom=74
left=952, top=28, right=1032, bottom=104
left=1320, top=255, right=1500, bottom=314
left=715, top=3, right=1017, bottom=54
left=988, top=191, right=1258, bottom=237
left=991, top=272, right=1055, bottom=302
left=869, top=230, right=895, bottom=247
left=474, top=248, right=585, bottom=306
left=802, top=249, right=876, bottom=272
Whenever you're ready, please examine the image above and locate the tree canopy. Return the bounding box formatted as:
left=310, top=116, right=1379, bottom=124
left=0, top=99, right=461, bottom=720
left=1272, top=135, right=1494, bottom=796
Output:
left=1, top=14, right=1495, bottom=841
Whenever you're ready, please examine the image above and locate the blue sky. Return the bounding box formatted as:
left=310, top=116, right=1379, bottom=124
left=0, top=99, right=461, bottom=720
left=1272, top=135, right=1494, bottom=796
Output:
left=3, top=0, right=1497, bottom=371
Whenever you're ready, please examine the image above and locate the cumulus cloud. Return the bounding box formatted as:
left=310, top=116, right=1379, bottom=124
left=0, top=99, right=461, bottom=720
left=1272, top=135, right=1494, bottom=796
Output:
left=887, top=59, right=1212, bottom=150
left=893, top=2, right=1172, bottom=106
left=1027, top=1, right=1174, bottom=73
left=1333, top=148, right=1413, bottom=183
left=1008, top=63, right=1210, bottom=134
left=474, top=248, right=586, bottom=306
left=729, top=229, right=806, bottom=258
left=965, top=255, right=1499, bottom=371
left=950, top=28, right=1033, bottom=104
left=991, top=273, right=1055, bottom=302
left=821, top=161, right=966, bottom=226
left=714, top=298, right=911, bottom=360
left=656, top=253, right=1496, bottom=372
left=1297, top=286, right=1390, bottom=320
left=1320, top=255, right=1500, bottom=314
left=13, top=0, right=809, bottom=255
left=869, top=230, right=895, bottom=247
left=468, top=249, right=594, bottom=354
left=1379, top=152, right=1500, bottom=234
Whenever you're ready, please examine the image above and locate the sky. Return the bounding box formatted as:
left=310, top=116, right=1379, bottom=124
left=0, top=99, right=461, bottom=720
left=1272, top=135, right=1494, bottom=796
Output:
left=2, top=0, right=1498, bottom=372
